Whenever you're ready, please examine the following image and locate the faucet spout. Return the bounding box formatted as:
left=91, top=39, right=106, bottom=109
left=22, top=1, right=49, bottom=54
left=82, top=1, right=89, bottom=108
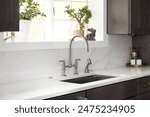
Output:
left=68, top=36, right=89, bottom=67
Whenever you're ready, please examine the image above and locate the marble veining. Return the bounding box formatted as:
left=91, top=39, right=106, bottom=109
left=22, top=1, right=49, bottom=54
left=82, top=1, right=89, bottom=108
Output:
left=0, top=35, right=132, bottom=83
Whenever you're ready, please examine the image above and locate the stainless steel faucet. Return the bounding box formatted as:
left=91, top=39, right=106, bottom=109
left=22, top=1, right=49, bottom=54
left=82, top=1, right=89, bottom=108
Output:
left=68, top=36, right=89, bottom=67
left=85, top=58, right=92, bottom=73
left=59, top=35, right=89, bottom=76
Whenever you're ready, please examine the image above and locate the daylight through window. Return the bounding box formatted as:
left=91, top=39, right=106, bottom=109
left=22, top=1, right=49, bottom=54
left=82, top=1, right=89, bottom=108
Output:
left=5, top=0, right=104, bottom=42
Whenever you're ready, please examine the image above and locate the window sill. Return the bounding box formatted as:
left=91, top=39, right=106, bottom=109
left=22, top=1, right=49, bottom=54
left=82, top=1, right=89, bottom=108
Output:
left=0, top=39, right=108, bottom=51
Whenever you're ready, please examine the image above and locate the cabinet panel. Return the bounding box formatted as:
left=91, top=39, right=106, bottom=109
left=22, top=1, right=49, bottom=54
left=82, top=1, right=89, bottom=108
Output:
left=87, top=83, right=120, bottom=100
left=137, top=76, right=150, bottom=94
left=135, top=0, right=148, bottom=34
left=107, top=0, right=130, bottom=34
left=136, top=92, right=150, bottom=100
left=107, top=0, right=150, bottom=34
left=46, top=91, right=86, bottom=100
left=0, top=0, right=19, bottom=31
left=118, top=80, right=137, bottom=99
left=145, top=0, right=150, bottom=34
left=87, top=80, right=137, bottom=100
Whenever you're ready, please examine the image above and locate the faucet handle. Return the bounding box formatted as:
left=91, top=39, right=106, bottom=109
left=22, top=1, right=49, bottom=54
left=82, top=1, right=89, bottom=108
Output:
left=59, top=60, right=66, bottom=68
left=85, top=58, right=92, bottom=73
left=59, top=60, right=66, bottom=76
left=74, top=59, right=81, bottom=75
left=75, top=59, right=81, bottom=63
left=87, top=58, right=92, bottom=64
left=74, top=59, right=81, bottom=67
left=59, top=60, right=65, bottom=62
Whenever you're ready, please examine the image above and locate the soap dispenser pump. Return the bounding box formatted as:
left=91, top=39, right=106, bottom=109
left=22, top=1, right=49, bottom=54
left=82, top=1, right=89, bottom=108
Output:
left=131, top=48, right=137, bottom=59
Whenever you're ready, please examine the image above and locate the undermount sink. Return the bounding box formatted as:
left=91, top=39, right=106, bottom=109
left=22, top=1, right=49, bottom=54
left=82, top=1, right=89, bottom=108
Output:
left=61, top=75, right=115, bottom=84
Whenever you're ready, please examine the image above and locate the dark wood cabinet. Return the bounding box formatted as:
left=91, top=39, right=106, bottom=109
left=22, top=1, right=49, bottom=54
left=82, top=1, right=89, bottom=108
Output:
left=141, top=0, right=150, bottom=34
left=87, top=79, right=137, bottom=100
left=46, top=91, right=86, bottom=100
left=136, top=92, right=150, bottom=100
left=135, top=0, right=150, bottom=34
left=47, top=80, right=137, bottom=100
left=0, top=0, right=19, bottom=31
left=136, top=76, right=150, bottom=100
left=123, top=76, right=150, bottom=100
left=107, top=0, right=150, bottom=35
left=137, top=76, right=150, bottom=94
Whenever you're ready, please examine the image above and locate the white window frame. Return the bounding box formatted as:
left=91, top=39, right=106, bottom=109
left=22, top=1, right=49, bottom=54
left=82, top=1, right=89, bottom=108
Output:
left=0, top=0, right=108, bottom=51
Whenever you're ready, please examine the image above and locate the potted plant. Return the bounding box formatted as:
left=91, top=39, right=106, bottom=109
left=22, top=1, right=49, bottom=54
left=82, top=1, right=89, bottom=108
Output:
left=65, top=5, right=92, bottom=37
left=17, top=0, right=46, bottom=41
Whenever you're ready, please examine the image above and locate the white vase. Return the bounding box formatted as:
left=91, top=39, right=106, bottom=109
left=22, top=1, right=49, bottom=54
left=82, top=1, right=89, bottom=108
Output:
left=15, top=20, right=30, bottom=42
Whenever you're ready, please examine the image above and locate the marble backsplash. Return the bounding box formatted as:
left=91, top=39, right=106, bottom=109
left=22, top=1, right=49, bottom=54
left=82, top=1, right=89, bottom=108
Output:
left=0, top=35, right=132, bottom=82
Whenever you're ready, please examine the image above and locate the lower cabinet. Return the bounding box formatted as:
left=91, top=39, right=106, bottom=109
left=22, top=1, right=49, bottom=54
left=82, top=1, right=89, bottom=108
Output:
left=45, top=76, right=150, bottom=100
left=46, top=91, right=86, bottom=100
left=87, top=80, right=137, bottom=100
left=136, top=92, right=150, bottom=100
left=136, top=76, right=150, bottom=100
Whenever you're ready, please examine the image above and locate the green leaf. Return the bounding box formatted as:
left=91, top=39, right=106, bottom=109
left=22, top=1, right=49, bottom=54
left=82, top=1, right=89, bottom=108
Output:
left=19, top=0, right=46, bottom=20
left=64, top=5, right=92, bottom=30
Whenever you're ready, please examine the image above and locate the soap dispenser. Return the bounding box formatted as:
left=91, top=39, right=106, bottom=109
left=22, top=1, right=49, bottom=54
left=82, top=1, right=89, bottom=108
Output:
left=131, top=48, right=137, bottom=59
left=130, top=48, right=137, bottom=65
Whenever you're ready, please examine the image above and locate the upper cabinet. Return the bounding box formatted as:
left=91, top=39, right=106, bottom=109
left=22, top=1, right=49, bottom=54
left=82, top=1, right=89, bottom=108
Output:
left=107, top=0, right=150, bottom=35
left=0, top=0, right=19, bottom=31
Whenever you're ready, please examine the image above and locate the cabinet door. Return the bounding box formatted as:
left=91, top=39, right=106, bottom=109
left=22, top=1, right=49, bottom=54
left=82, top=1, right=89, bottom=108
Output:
left=136, top=76, right=150, bottom=100
left=130, top=0, right=150, bottom=34
left=107, top=0, right=130, bottom=34
left=134, top=0, right=148, bottom=34
left=87, top=80, right=137, bottom=100
left=45, top=91, right=86, bottom=100
left=107, top=0, right=150, bottom=34
left=145, top=0, right=150, bottom=34
left=137, top=76, right=150, bottom=94
left=0, top=0, right=19, bottom=31
left=136, top=92, right=150, bottom=100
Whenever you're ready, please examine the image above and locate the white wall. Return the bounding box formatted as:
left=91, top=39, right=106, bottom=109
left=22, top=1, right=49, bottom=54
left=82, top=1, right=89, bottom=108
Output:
left=0, top=35, right=132, bottom=83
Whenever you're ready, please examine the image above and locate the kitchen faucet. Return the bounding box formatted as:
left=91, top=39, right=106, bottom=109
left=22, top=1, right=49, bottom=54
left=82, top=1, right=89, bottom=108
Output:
left=59, top=35, right=90, bottom=76
left=68, top=36, right=89, bottom=67
left=84, top=58, right=92, bottom=73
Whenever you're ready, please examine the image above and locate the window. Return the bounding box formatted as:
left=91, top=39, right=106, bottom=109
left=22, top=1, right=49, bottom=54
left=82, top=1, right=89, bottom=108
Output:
left=4, top=0, right=104, bottom=43
left=52, top=0, right=89, bottom=41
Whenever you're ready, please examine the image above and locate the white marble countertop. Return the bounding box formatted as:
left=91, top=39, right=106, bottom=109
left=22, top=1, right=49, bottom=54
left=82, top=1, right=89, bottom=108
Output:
left=1, top=66, right=150, bottom=100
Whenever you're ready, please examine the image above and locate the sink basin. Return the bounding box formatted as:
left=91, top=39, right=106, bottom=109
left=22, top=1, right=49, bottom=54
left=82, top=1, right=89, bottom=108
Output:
left=61, top=75, right=115, bottom=84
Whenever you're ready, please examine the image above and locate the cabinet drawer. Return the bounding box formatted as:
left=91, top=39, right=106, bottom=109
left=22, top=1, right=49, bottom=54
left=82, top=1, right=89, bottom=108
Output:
left=87, top=80, right=137, bottom=100
left=46, top=91, right=86, bottom=100
left=137, top=76, right=150, bottom=94
left=136, top=92, right=150, bottom=100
